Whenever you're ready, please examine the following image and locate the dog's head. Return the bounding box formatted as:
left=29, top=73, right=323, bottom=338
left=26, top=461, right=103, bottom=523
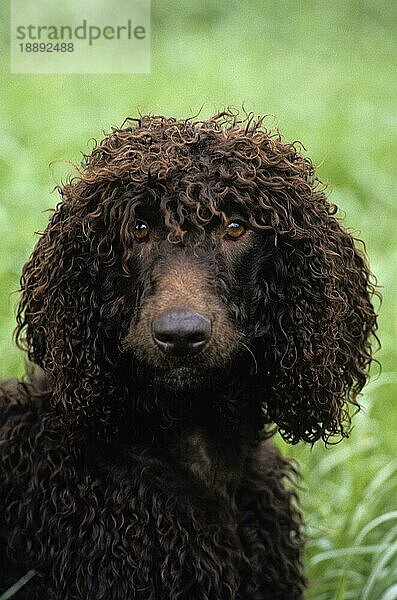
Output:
left=16, top=114, right=379, bottom=442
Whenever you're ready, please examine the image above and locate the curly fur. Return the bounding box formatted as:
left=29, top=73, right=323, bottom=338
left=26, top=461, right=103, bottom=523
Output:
left=0, top=112, right=378, bottom=599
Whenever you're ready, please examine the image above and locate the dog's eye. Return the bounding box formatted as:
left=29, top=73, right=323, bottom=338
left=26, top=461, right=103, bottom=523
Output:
left=225, top=221, right=247, bottom=239
left=133, top=221, right=150, bottom=241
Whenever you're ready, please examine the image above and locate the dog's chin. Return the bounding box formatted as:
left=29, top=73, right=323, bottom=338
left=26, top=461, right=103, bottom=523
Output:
left=152, top=366, right=213, bottom=393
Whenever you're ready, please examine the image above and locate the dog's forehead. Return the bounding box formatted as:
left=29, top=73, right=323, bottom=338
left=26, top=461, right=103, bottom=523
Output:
left=130, top=187, right=249, bottom=226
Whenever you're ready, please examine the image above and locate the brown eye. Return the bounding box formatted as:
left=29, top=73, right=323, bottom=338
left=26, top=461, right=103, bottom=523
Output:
left=225, top=220, right=246, bottom=239
left=133, top=221, right=150, bottom=241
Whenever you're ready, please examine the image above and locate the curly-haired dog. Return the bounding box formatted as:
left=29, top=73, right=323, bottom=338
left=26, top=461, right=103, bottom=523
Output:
left=0, top=114, right=377, bottom=599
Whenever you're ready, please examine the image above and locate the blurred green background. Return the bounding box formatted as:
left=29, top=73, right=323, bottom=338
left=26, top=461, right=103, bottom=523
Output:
left=1, top=1, right=396, bottom=598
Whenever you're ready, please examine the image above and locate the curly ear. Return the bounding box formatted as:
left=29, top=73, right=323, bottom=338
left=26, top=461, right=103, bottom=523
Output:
left=15, top=181, right=131, bottom=435
left=253, top=188, right=379, bottom=444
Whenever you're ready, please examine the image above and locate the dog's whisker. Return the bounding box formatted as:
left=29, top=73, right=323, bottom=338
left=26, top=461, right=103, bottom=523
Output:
left=240, top=341, right=258, bottom=375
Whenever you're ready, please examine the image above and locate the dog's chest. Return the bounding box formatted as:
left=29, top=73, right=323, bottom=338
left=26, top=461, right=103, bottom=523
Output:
left=170, top=427, right=247, bottom=495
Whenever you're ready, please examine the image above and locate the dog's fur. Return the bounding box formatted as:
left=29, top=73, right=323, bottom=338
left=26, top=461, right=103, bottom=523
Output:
left=0, top=114, right=378, bottom=599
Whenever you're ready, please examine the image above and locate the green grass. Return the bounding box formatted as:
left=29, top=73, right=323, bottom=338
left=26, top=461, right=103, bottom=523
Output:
left=1, top=1, right=396, bottom=597
left=285, top=376, right=397, bottom=599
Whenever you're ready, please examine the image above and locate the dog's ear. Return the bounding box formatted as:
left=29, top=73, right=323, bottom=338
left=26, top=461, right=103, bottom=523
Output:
left=253, top=186, right=379, bottom=444
left=15, top=181, right=131, bottom=434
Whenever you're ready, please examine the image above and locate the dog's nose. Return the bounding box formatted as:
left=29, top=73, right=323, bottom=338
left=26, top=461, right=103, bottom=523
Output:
left=152, top=309, right=211, bottom=356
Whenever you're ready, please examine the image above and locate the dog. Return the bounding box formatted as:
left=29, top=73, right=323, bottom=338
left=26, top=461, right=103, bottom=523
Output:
left=0, top=113, right=378, bottom=599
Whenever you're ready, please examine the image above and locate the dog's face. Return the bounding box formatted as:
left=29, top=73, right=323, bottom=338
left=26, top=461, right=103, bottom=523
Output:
left=121, top=203, right=272, bottom=392
left=16, top=115, right=377, bottom=442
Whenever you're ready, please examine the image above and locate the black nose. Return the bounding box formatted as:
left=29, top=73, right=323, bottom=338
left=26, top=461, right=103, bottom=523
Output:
left=152, top=309, right=211, bottom=356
